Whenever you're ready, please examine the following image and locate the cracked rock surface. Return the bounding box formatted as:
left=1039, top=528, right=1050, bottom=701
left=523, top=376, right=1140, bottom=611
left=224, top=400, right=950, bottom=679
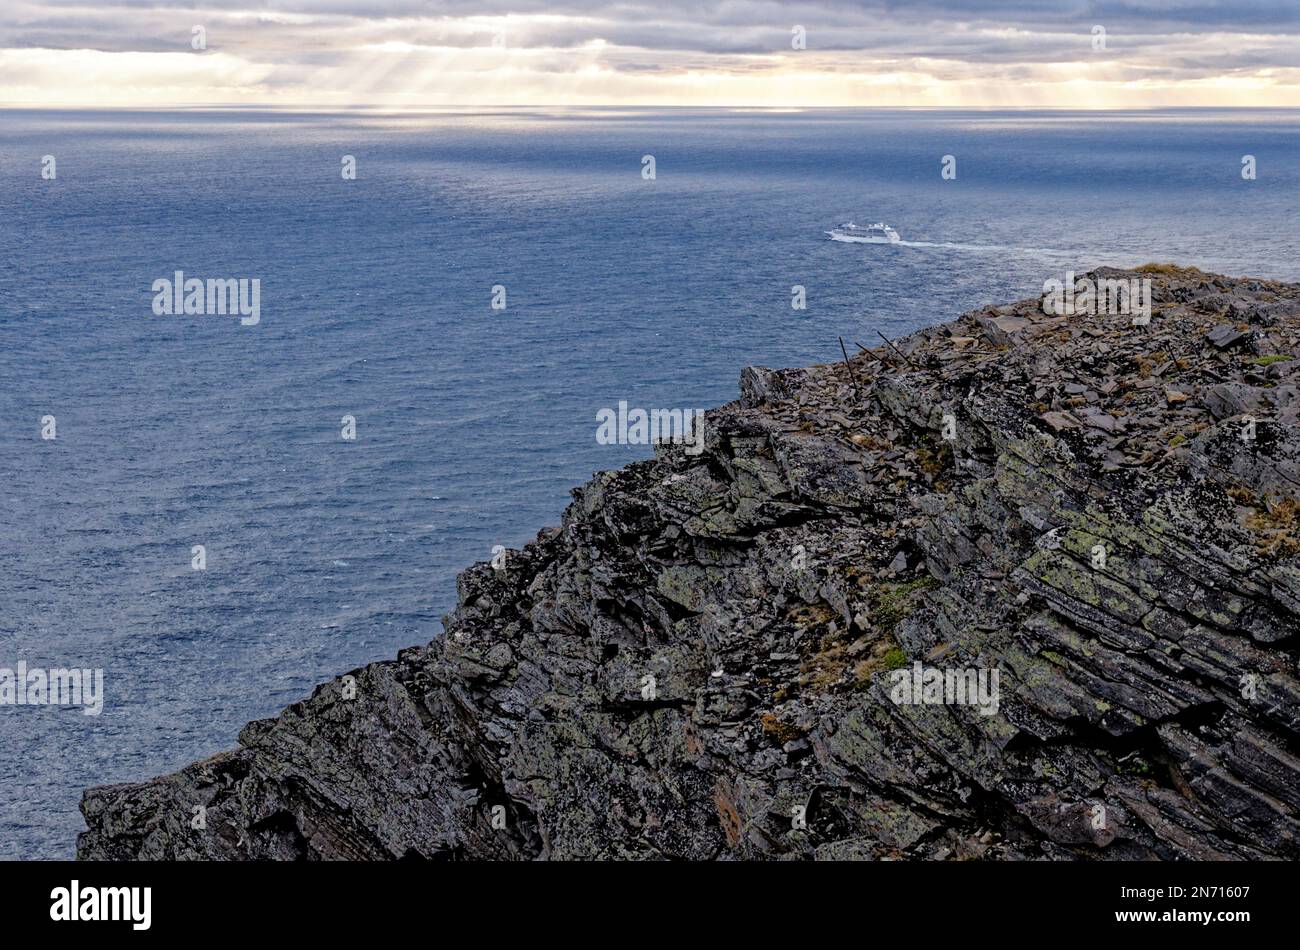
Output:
left=79, top=266, right=1300, bottom=860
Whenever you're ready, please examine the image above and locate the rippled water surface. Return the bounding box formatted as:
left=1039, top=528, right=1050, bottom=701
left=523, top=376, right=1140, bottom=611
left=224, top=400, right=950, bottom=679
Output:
left=2, top=107, right=1298, bottom=857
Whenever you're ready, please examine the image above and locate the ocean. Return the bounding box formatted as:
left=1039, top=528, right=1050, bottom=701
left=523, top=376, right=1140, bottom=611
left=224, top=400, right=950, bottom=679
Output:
left=2, top=107, right=1298, bottom=859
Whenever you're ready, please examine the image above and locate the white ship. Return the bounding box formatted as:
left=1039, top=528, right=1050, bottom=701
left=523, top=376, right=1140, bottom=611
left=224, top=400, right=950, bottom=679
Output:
left=827, top=222, right=901, bottom=244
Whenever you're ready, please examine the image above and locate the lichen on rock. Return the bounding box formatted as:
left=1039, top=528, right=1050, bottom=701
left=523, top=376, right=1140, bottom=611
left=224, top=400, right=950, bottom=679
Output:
left=79, top=267, right=1300, bottom=861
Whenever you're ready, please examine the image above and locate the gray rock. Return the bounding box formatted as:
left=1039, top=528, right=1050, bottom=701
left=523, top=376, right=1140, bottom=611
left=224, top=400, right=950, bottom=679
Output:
left=1207, top=324, right=1249, bottom=349
left=78, top=267, right=1300, bottom=862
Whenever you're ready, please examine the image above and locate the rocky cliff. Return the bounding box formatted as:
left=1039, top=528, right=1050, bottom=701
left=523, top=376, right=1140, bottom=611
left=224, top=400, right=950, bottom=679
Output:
left=79, top=266, right=1300, bottom=860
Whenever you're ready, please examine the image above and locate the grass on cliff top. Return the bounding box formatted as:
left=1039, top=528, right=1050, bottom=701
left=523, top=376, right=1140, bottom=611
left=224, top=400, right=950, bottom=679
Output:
left=783, top=575, right=939, bottom=699
left=1135, top=262, right=1204, bottom=276
left=871, top=575, right=941, bottom=631
left=1246, top=496, right=1300, bottom=559
left=760, top=712, right=804, bottom=745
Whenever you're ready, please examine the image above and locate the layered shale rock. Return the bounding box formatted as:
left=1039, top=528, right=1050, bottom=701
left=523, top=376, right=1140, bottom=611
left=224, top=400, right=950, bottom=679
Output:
left=79, top=266, right=1300, bottom=860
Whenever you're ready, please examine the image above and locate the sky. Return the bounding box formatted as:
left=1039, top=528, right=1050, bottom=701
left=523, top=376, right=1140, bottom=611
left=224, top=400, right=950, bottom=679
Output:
left=2, top=1, right=1299, bottom=108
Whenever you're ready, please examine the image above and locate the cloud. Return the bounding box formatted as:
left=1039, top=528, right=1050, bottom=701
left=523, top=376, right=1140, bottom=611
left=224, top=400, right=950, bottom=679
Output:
left=2, top=0, right=1299, bottom=105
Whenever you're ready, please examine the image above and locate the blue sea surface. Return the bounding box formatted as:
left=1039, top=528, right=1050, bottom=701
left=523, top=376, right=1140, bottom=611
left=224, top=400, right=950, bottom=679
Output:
left=1, top=107, right=1298, bottom=859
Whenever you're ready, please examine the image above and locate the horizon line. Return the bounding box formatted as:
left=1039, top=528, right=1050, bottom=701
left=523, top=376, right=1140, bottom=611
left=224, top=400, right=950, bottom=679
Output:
left=6, top=103, right=1300, bottom=113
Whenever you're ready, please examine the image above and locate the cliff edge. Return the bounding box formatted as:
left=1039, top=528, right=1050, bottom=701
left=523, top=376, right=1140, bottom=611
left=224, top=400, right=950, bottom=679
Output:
left=79, top=267, right=1300, bottom=860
